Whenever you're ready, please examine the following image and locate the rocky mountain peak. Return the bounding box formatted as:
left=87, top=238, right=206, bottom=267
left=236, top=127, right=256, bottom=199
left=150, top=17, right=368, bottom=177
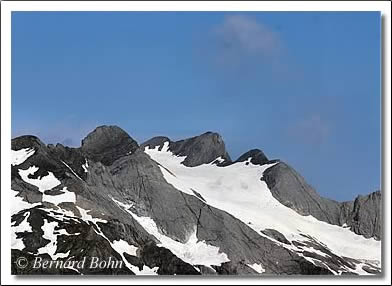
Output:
left=202, top=131, right=223, bottom=143
left=236, top=149, right=269, bottom=166
left=81, top=125, right=133, bottom=149
left=141, top=131, right=231, bottom=167
left=11, top=135, right=46, bottom=151
left=172, top=131, right=231, bottom=167
left=81, top=125, right=139, bottom=165
left=140, top=136, right=171, bottom=151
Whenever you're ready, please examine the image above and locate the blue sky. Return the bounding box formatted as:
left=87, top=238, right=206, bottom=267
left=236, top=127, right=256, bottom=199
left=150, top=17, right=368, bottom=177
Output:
left=11, top=12, right=381, bottom=201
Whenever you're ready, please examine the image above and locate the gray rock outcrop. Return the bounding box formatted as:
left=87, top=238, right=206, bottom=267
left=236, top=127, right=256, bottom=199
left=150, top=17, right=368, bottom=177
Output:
left=81, top=125, right=139, bottom=165
left=262, top=162, right=381, bottom=240
left=236, top=149, right=270, bottom=165
left=340, top=191, right=381, bottom=240
left=141, top=132, right=231, bottom=166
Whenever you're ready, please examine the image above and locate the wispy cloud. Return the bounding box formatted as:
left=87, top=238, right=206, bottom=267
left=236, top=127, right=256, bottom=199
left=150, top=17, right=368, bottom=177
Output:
left=214, top=15, right=280, bottom=56
left=208, top=15, right=282, bottom=70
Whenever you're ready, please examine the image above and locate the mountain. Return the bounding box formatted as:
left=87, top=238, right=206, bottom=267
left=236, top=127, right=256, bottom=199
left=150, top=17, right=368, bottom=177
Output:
left=11, top=125, right=381, bottom=275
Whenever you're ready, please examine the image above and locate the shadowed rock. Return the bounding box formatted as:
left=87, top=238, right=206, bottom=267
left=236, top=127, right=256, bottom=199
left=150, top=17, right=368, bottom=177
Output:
left=262, top=162, right=381, bottom=240
left=262, top=162, right=342, bottom=225
left=236, top=149, right=269, bottom=166
left=12, top=135, right=46, bottom=152
left=140, top=136, right=170, bottom=151
left=341, top=191, right=381, bottom=240
left=141, top=132, right=231, bottom=167
left=81, top=125, right=139, bottom=165
left=261, top=229, right=291, bottom=245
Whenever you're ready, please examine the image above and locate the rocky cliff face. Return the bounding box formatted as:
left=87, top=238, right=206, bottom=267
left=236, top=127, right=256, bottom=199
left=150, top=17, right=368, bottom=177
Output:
left=11, top=125, right=381, bottom=275
left=262, top=162, right=381, bottom=240
left=340, top=191, right=381, bottom=240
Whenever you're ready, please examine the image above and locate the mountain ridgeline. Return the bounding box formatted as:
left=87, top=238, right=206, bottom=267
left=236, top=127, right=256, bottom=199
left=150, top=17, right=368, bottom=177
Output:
left=11, top=125, right=381, bottom=275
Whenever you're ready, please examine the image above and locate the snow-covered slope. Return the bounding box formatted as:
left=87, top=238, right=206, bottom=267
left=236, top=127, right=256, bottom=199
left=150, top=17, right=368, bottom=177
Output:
left=144, top=141, right=381, bottom=271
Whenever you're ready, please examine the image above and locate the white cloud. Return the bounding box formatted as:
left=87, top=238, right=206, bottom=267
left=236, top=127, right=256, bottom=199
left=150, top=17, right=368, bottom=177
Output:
left=213, top=15, right=280, bottom=56
left=200, top=14, right=285, bottom=76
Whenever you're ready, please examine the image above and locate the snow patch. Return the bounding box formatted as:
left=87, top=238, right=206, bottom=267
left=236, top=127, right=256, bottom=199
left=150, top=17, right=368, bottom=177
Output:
left=76, top=206, right=107, bottom=224
left=111, top=239, right=138, bottom=257
left=213, top=157, right=225, bottom=164
left=18, top=166, right=76, bottom=206
left=82, top=159, right=89, bottom=173
left=351, top=262, right=378, bottom=275
left=109, top=237, right=157, bottom=275
left=160, top=141, right=170, bottom=152
left=19, top=166, right=61, bottom=192
left=247, top=263, right=265, bottom=274
left=42, top=187, right=76, bottom=206
left=11, top=189, right=39, bottom=216
left=112, top=198, right=230, bottom=267
left=11, top=148, right=35, bottom=166
left=301, top=256, right=338, bottom=275
left=37, top=219, right=70, bottom=260
left=46, top=207, right=77, bottom=222
left=300, top=246, right=331, bottom=258
left=75, top=206, right=156, bottom=275
left=11, top=212, right=33, bottom=250
left=62, top=161, right=83, bottom=181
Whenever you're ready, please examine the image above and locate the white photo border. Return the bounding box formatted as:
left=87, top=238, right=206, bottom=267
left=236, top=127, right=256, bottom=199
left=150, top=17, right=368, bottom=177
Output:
left=1, top=1, right=390, bottom=285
